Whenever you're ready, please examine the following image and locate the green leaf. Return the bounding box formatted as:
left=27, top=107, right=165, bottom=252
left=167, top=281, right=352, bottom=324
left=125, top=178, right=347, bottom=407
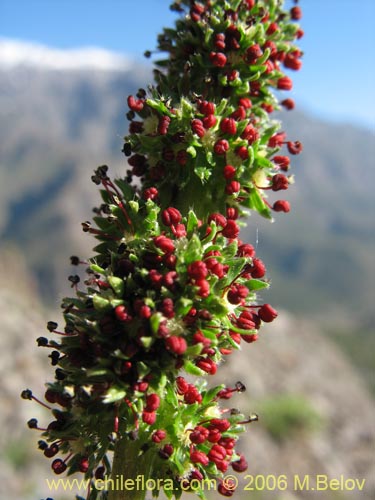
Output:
left=245, top=279, right=269, bottom=291
left=93, top=295, right=112, bottom=312
left=108, top=276, right=124, bottom=296
left=185, top=344, right=204, bottom=357
left=187, top=210, right=199, bottom=235
left=184, top=361, right=205, bottom=376
left=103, top=386, right=126, bottom=403
left=223, top=257, right=247, bottom=285
left=206, top=296, right=228, bottom=317
left=146, top=98, right=174, bottom=117
left=174, top=297, right=193, bottom=316
left=90, top=264, right=107, bottom=275
left=150, top=313, right=164, bottom=335
left=202, top=385, right=225, bottom=405
left=184, top=233, right=202, bottom=264
left=165, top=383, right=178, bottom=407
left=187, top=145, right=197, bottom=158
left=194, top=166, right=211, bottom=183
left=245, top=187, right=272, bottom=219
left=221, top=241, right=238, bottom=259
left=216, top=98, right=228, bottom=115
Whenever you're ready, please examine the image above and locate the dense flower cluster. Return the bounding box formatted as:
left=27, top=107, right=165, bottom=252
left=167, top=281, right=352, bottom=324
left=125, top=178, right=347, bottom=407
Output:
left=124, top=0, right=303, bottom=219
left=23, top=1, right=302, bottom=500
left=23, top=178, right=271, bottom=498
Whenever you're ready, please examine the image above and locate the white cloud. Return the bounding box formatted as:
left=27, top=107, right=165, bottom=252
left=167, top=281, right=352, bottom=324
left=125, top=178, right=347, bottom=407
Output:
left=0, top=38, right=132, bottom=71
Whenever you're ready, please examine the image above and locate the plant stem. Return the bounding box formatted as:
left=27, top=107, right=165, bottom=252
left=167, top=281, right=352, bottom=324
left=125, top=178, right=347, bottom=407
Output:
left=108, top=437, right=154, bottom=500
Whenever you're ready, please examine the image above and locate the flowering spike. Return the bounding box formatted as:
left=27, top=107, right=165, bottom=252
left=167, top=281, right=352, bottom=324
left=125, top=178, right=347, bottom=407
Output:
left=25, top=1, right=303, bottom=499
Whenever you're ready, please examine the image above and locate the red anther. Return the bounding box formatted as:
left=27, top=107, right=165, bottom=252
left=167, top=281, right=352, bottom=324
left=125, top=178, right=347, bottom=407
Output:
left=198, top=100, right=216, bottom=115
left=159, top=443, right=174, bottom=459
left=218, top=480, right=236, bottom=496
left=264, top=40, right=277, bottom=58
left=223, top=165, right=236, bottom=180
left=227, top=283, right=249, bottom=304
left=154, top=235, right=175, bottom=253
left=149, top=269, right=163, bottom=288
left=258, top=303, right=278, bottom=322
left=245, top=43, right=262, bottom=63
left=226, top=207, right=238, bottom=220
left=280, top=99, right=295, bottom=111
left=231, top=106, right=246, bottom=121
left=262, top=103, right=274, bottom=113
left=209, top=418, right=231, bottom=432
left=162, top=207, right=182, bottom=226
left=207, top=428, right=222, bottom=443
left=176, top=376, right=189, bottom=394
left=158, top=115, right=171, bottom=135
left=266, top=22, right=279, bottom=36
left=145, top=393, right=161, bottom=412
left=272, top=173, right=289, bottom=191
left=208, top=212, right=227, bottom=227
left=220, top=117, right=237, bottom=135
left=273, top=155, right=290, bottom=170
left=142, top=410, right=157, bottom=425
left=225, top=180, right=241, bottom=195
left=242, top=333, right=258, bottom=343
left=79, top=457, right=89, bottom=473
left=184, top=385, right=202, bottom=404
left=142, top=187, right=158, bottom=201
left=193, top=330, right=211, bottom=346
left=284, top=53, right=302, bottom=71
left=248, top=257, right=266, bottom=278
left=290, top=6, right=302, bottom=20
left=232, top=454, right=248, bottom=472
left=268, top=131, right=286, bottom=148
left=162, top=270, right=178, bottom=288
left=191, top=118, right=206, bottom=138
left=241, top=124, right=259, bottom=144
left=237, top=243, right=255, bottom=258
left=190, top=449, right=209, bottom=466
left=190, top=425, right=209, bottom=444
left=52, top=459, right=67, bottom=475
left=208, top=444, right=227, bottom=463
left=187, top=260, right=208, bottom=280
left=235, top=145, right=249, bottom=160
left=152, top=429, right=167, bottom=443
left=202, top=113, right=217, bottom=129
left=196, top=357, right=217, bottom=375
left=237, top=310, right=258, bottom=330
left=239, top=97, right=252, bottom=109
left=277, top=76, right=293, bottom=91
left=165, top=336, right=187, bottom=355
left=214, top=33, right=226, bottom=51
left=161, top=298, right=175, bottom=318
left=222, top=220, right=239, bottom=239
left=287, top=140, right=303, bottom=155
left=296, top=28, right=304, bottom=39
left=209, top=51, right=227, bottom=67
left=273, top=200, right=291, bottom=212
left=217, top=460, right=229, bottom=472
left=127, top=95, right=144, bottom=112
left=196, top=279, right=210, bottom=298
left=214, top=139, right=230, bottom=155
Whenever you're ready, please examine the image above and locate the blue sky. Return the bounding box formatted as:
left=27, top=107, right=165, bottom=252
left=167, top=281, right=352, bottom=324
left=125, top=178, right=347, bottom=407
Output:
left=1, top=0, right=374, bottom=129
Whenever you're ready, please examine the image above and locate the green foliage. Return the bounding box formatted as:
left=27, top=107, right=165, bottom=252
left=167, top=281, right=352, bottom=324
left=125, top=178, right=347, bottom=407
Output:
left=259, top=394, right=323, bottom=442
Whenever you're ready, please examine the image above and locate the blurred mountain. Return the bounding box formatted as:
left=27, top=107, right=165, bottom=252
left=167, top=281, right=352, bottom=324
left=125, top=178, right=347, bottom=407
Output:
left=0, top=62, right=374, bottom=389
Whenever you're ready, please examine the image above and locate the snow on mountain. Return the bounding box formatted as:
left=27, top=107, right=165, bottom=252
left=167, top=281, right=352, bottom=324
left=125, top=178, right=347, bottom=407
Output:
left=0, top=37, right=132, bottom=71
